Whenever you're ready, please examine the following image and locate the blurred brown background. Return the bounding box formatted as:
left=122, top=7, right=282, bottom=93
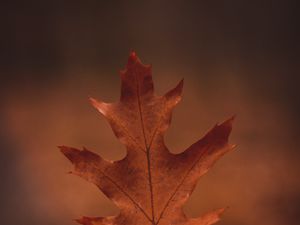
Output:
left=0, top=1, right=299, bottom=225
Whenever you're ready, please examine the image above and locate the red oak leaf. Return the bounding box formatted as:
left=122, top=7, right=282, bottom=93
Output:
left=60, top=52, right=235, bottom=225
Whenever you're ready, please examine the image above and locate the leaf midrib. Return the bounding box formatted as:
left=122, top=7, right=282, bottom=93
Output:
left=133, top=70, right=204, bottom=225
left=135, top=72, right=156, bottom=225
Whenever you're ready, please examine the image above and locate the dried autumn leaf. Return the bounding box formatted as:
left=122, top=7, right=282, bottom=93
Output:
left=60, top=52, right=235, bottom=225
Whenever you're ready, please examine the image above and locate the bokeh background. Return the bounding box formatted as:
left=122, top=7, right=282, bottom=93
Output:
left=1, top=1, right=299, bottom=225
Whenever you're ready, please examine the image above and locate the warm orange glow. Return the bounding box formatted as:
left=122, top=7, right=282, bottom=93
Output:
left=3, top=66, right=298, bottom=225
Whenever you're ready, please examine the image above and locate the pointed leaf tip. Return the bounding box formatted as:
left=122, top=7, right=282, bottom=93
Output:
left=221, top=115, right=236, bottom=126
left=59, top=146, right=81, bottom=163
left=130, top=51, right=137, bottom=59
left=89, top=97, right=97, bottom=106
left=127, top=51, right=139, bottom=66
left=176, top=78, right=184, bottom=94
left=58, top=145, right=69, bottom=154
left=89, top=97, right=108, bottom=116
left=165, top=79, right=184, bottom=106
left=216, top=115, right=235, bottom=139
left=201, top=116, right=234, bottom=147
left=189, top=208, right=227, bottom=225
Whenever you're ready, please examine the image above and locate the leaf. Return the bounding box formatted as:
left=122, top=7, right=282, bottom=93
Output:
left=59, top=52, right=235, bottom=225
